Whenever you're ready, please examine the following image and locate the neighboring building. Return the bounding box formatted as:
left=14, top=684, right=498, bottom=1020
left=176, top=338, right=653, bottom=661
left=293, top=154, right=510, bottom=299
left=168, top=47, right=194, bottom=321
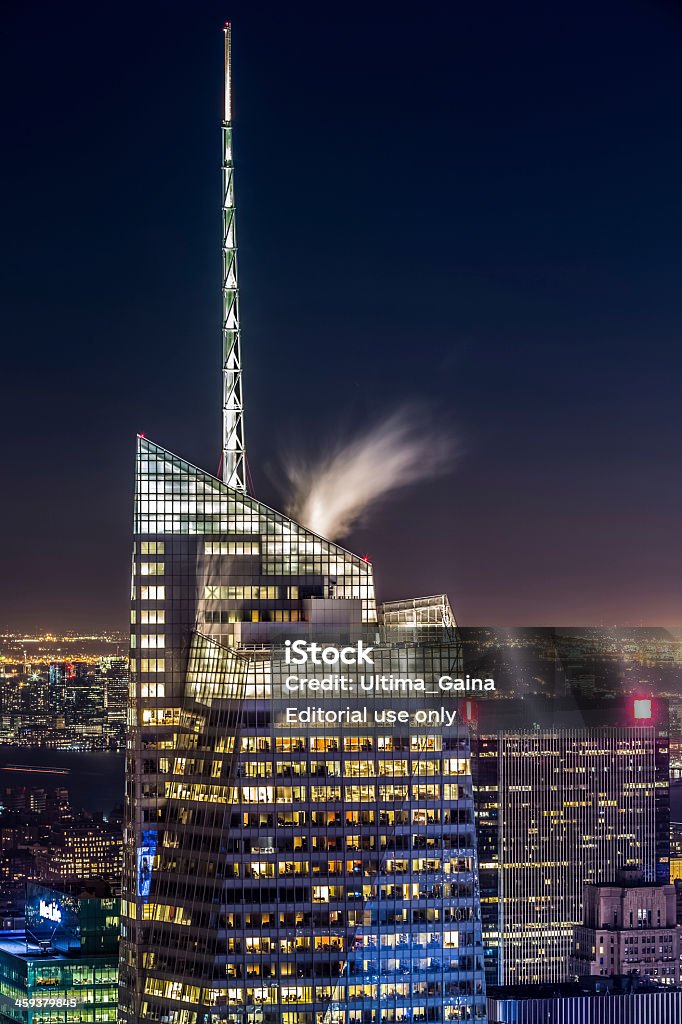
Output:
left=0, top=791, right=28, bottom=815
left=498, top=728, right=656, bottom=985
left=487, top=977, right=682, bottom=1024
left=27, top=791, right=46, bottom=815
left=572, top=874, right=681, bottom=984
left=0, top=849, right=35, bottom=893
left=671, top=821, right=682, bottom=857
left=0, top=881, right=118, bottom=1024
left=675, top=879, right=682, bottom=925
left=0, top=678, right=21, bottom=722
left=470, top=734, right=499, bottom=988
left=470, top=698, right=667, bottom=986
left=22, top=672, right=51, bottom=722
left=670, top=703, right=682, bottom=782
left=654, top=723, right=671, bottom=887
left=381, top=595, right=459, bottom=640
left=34, top=826, right=122, bottom=890
left=670, top=821, right=682, bottom=884
left=99, top=658, right=128, bottom=725
left=45, top=789, right=72, bottom=824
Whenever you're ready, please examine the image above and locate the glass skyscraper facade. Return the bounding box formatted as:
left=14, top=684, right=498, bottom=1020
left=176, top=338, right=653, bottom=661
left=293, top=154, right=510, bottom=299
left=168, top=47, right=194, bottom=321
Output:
left=119, top=439, right=488, bottom=1024
left=119, top=23, right=487, bottom=1024
left=0, top=882, right=119, bottom=1024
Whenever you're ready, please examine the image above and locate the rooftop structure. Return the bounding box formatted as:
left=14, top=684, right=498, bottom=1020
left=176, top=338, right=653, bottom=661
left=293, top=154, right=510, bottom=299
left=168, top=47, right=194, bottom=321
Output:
left=487, top=976, right=682, bottom=1024
left=572, top=875, right=681, bottom=984
left=0, top=881, right=119, bottom=1024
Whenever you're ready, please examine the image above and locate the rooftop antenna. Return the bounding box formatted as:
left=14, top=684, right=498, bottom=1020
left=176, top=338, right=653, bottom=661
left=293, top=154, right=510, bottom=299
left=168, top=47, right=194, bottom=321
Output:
left=221, top=22, right=246, bottom=491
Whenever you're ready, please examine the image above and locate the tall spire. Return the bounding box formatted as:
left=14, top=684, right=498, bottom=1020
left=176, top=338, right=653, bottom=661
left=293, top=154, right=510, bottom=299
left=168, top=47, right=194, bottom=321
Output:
left=221, top=22, right=246, bottom=491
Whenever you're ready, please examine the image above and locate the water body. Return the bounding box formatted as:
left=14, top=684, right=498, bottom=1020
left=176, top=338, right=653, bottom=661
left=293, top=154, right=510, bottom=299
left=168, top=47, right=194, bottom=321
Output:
left=0, top=747, right=125, bottom=815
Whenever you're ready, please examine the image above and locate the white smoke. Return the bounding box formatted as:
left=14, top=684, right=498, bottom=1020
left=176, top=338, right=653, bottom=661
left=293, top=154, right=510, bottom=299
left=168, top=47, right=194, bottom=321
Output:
left=284, top=407, right=456, bottom=540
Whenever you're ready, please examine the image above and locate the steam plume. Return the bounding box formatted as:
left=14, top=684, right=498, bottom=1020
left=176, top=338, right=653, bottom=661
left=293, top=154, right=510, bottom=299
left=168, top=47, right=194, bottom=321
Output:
left=284, top=407, right=456, bottom=540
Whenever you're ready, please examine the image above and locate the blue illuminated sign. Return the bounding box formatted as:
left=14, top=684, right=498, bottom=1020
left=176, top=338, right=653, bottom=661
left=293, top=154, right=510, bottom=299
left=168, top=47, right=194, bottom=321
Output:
left=137, top=830, right=157, bottom=898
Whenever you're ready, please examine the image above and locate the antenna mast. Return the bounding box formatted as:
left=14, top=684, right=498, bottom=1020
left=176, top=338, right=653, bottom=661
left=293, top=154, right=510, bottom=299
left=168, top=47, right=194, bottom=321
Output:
left=221, top=23, right=246, bottom=490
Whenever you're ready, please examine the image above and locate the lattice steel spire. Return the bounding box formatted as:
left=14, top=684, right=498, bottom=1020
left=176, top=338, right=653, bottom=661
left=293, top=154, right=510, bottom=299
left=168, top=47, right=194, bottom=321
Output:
left=221, top=22, right=246, bottom=490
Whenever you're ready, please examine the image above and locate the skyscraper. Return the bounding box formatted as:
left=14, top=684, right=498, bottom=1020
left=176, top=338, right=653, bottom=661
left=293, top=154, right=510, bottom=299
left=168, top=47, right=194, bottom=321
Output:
left=118, top=25, right=487, bottom=1024
left=498, top=728, right=656, bottom=985
left=470, top=699, right=665, bottom=987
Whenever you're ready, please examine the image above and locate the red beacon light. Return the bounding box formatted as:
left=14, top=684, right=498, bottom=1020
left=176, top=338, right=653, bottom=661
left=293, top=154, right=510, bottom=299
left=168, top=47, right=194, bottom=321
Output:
left=632, top=698, right=653, bottom=721
left=462, top=700, right=477, bottom=724
left=361, top=554, right=371, bottom=563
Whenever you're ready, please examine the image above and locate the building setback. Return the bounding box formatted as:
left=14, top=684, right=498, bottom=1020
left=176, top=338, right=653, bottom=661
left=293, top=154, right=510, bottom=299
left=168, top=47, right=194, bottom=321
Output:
left=572, top=876, right=681, bottom=984
left=487, top=978, right=682, bottom=1024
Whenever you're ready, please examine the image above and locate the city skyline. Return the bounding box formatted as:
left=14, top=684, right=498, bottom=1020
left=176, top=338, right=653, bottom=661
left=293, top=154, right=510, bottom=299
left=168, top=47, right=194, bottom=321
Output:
left=0, top=13, right=681, bottom=1024
left=4, top=2, right=682, bottom=628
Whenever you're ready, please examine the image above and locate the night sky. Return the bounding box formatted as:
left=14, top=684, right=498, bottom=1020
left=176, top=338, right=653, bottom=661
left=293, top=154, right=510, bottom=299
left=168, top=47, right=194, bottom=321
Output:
left=3, top=1, right=682, bottom=630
